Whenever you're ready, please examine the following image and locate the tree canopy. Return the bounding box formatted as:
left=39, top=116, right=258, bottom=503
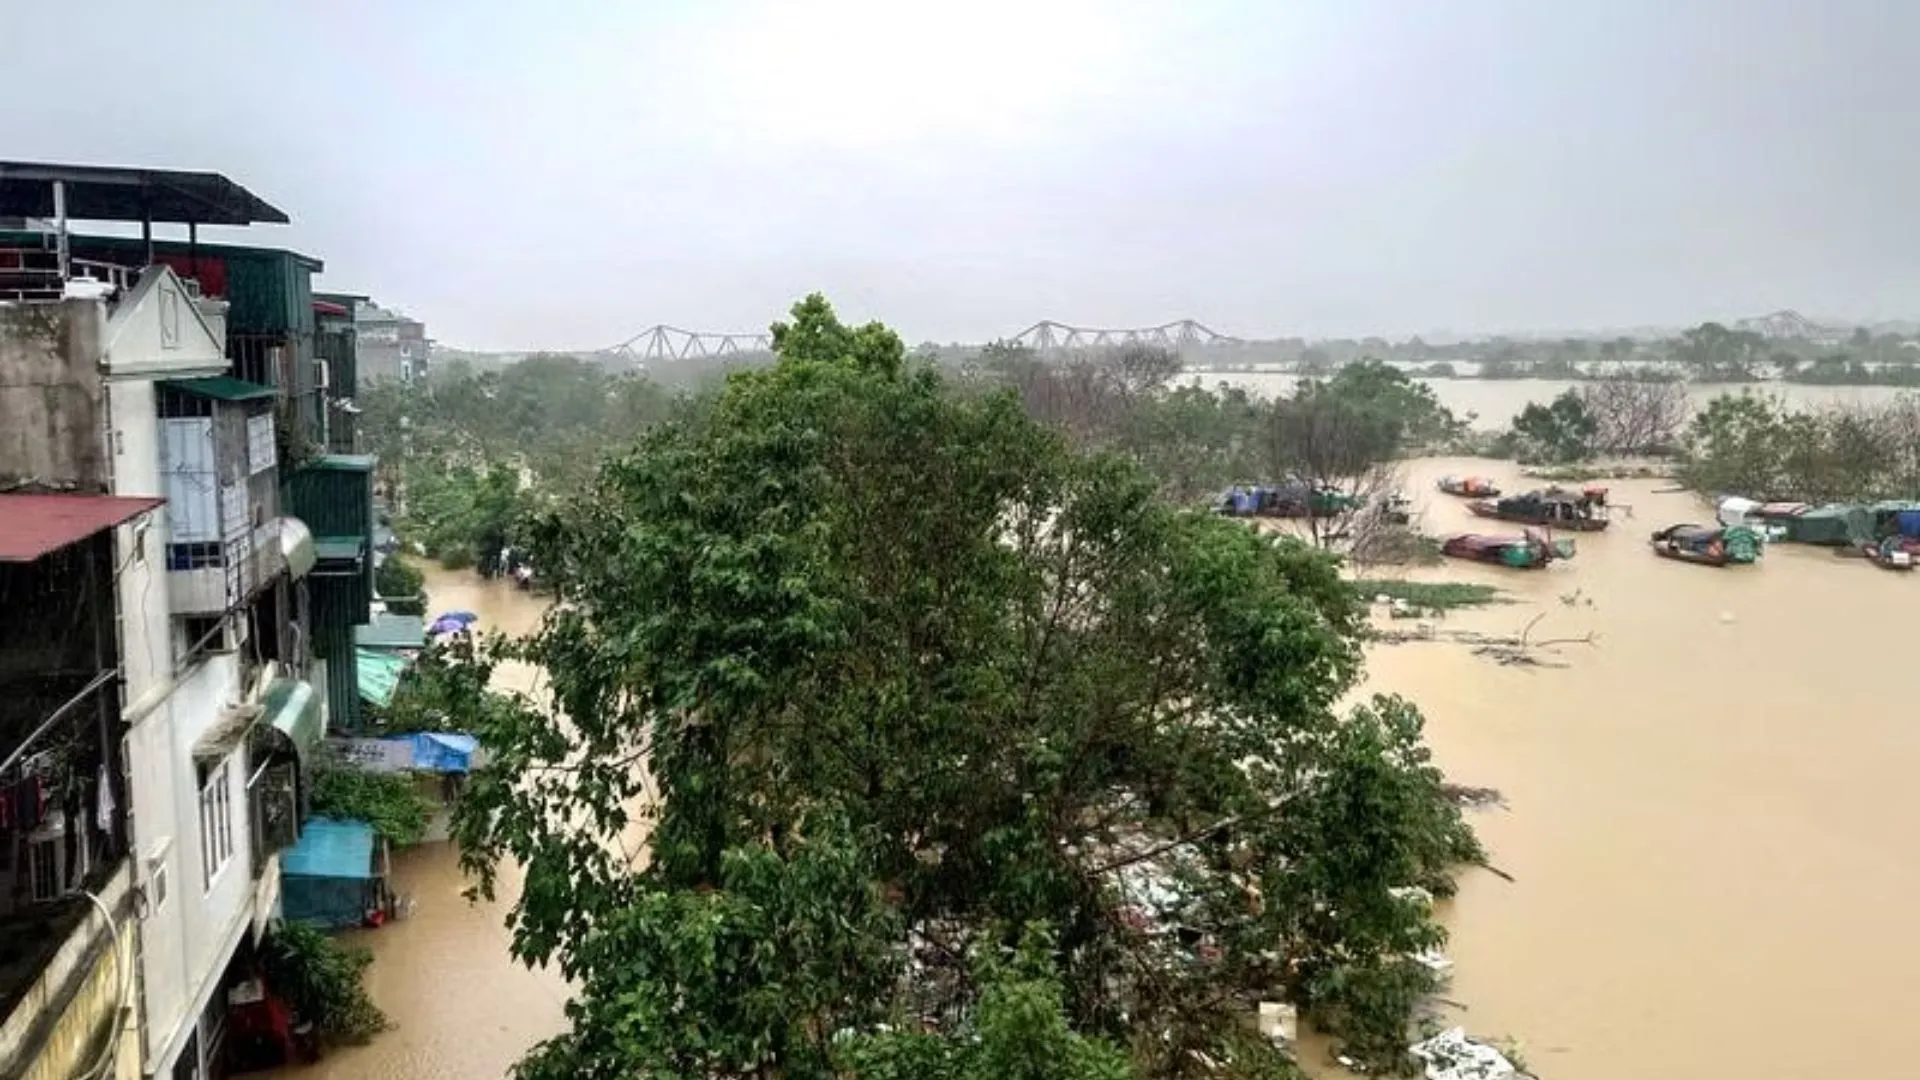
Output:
left=439, top=295, right=1480, bottom=1079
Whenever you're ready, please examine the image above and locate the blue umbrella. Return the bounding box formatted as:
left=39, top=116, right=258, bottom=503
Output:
left=428, top=617, right=471, bottom=637
left=434, top=610, right=479, bottom=625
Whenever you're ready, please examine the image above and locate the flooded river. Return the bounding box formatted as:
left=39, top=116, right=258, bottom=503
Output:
left=1335, top=458, right=1919, bottom=1079
left=292, top=481, right=1917, bottom=1079
left=1187, top=370, right=1913, bottom=430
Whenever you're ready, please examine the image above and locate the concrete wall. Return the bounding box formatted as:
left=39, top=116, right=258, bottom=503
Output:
left=99, top=265, right=264, bottom=1075
left=0, top=299, right=107, bottom=489
left=109, top=379, right=176, bottom=727
left=126, top=650, right=259, bottom=1074
left=101, top=269, right=225, bottom=380
left=0, top=863, right=140, bottom=1080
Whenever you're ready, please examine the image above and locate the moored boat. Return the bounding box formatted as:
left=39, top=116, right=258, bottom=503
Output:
left=1216, top=481, right=1362, bottom=519
left=1440, top=529, right=1574, bottom=569
left=1649, top=523, right=1761, bottom=567
left=1861, top=537, right=1915, bottom=571
left=1466, top=486, right=1611, bottom=531
left=1437, top=475, right=1501, bottom=498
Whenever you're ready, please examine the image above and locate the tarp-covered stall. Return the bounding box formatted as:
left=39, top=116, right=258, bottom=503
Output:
left=280, top=817, right=385, bottom=929
left=1781, top=504, right=1869, bottom=546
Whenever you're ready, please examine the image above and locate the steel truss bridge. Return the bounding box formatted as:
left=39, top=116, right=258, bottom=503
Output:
left=1007, top=319, right=1239, bottom=352
left=597, top=319, right=1242, bottom=363
left=602, top=324, right=775, bottom=363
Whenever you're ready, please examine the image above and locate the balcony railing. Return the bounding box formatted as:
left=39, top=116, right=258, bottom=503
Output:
left=0, top=247, right=142, bottom=301
left=0, top=671, right=129, bottom=1021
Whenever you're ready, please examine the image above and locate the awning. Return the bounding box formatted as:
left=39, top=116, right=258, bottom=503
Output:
left=193, top=704, right=263, bottom=763
left=0, top=493, right=164, bottom=562
left=282, top=817, right=376, bottom=881
left=410, top=732, right=478, bottom=774
left=259, top=678, right=322, bottom=767
left=314, top=537, right=364, bottom=563
left=159, top=376, right=277, bottom=402
left=356, top=648, right=411, bottom=708
left=280, top=516, right=316, bottom=580
left=356, top=613, right=425, bottom=651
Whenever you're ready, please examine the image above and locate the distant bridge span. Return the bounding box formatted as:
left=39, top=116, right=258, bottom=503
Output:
left=597, top=318, right=1244, bottom=363
left=1008, top=319, right=1241, bottom=352
left=603, top=324, right=775, bottom=362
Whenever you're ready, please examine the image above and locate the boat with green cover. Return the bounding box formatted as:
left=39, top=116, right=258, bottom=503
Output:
left=1649, top=523, right=1762, bottom=567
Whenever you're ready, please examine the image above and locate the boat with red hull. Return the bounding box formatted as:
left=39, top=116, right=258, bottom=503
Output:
left=1466, top=486, right=1611, bottom=532
left=1440, top=529, right=1575, bottom=569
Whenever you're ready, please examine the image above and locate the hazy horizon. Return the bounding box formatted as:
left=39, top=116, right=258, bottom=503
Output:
left=6, top=1, right=1919, bottom=351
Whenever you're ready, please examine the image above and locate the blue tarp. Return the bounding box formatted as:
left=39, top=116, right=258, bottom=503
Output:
left=282, top=817, right=379, bottom=928
left=406, top=732, right=478, bottom=774
left=283, top=817, right=376, bottom=881
left=1897, top=510, right=1920, bottom=538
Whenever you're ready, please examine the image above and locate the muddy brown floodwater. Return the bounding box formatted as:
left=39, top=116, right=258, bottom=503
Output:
left=1312, top=458, right=1919, bottom=1080
left=269, top=564, right=567, bottom=1080
left=280, top=474, right=1917, bottom=1080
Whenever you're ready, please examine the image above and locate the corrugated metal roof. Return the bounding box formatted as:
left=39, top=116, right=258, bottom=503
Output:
left=160, top=376, right=278, bottom=402
left=0, top=493, right=164, bottom=562
left=0, top=160, right=290, bottom=225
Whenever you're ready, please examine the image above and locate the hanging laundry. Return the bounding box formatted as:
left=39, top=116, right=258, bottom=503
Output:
left=96, top=764, right=115, bottom=834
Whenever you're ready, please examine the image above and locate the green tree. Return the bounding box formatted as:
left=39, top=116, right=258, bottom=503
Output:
left=443, top=296, right=1476, bottom=1078
left=309, top=757, right=434, bottom=845
left=1679, top=392, right=1786, bottom=497
left=1509, top=391, right=1598, bottom=464
left=1673, top=323, right=1765, bottom=382
left=374, top=554, right=426, bottom=616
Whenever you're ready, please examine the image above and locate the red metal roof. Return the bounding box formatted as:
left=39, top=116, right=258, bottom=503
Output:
left=0, top=493, right=164, bottom=562
left=313, top=299, right=350, bottom=317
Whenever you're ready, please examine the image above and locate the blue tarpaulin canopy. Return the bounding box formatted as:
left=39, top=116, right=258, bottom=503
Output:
left=407, top=732, right=478, bottom=773
left=283, top=817, right=375, bottom=880
left=281, top=817, right=380, bottom=929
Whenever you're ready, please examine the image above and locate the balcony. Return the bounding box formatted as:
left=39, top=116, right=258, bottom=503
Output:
left=158, top=378, right=286, bottom=616
left=0, top=494, right=150, bottom=1073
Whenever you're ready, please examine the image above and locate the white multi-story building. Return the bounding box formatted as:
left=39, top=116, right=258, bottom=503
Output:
left=1, top=162, right=325, bottom=1080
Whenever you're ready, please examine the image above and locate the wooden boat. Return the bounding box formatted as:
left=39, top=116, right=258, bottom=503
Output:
left=1440, top=529, right=1574, bottom=569
left=1217, top=482, right=1361, bottom=519
left=1649, top=524, right=1761, bottom=567
left=1436, top=475, right=1501, bottom=498
left=1466, top=486, right=1611, bottom=532
left=1860, top=538, right=1915, bottom=571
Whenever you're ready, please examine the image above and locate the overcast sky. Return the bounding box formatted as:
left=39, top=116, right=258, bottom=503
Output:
left=4, top=1, right=1918, bottom=349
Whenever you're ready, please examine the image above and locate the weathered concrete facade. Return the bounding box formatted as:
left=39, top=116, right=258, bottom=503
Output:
left=0, top=299, right=107, bottom=490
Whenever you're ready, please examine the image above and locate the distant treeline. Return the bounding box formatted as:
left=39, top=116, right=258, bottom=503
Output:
left=1147, top=321, right=1920, bottom=387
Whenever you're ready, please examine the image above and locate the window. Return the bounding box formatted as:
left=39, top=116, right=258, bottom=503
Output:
left=199, top=760, right=234, bottom=890
left=147, top=844, right=171, bottom=913
left=246, top=412, right=277, bottom=476
left=167, top=541, right=225, bottom=570
left=179, top=615, right=227, bottom=664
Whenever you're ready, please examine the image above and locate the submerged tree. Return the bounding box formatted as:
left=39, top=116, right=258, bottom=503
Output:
left=444, top=295, right=1479, bottom=1079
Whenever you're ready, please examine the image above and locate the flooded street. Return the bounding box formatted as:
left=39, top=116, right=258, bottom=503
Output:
left=287, top=473, right=1916, bottom=1080
left=271, top=565, right=567, bottom=1080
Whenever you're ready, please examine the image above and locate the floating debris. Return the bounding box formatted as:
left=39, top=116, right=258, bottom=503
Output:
left=1256, top=1000, right=1298, bottom=1045
left=1409, top=1027, right=1519, bottom=1080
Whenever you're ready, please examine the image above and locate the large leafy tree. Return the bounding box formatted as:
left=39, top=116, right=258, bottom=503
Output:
left=445, top=295, right=1478, bottom=1079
